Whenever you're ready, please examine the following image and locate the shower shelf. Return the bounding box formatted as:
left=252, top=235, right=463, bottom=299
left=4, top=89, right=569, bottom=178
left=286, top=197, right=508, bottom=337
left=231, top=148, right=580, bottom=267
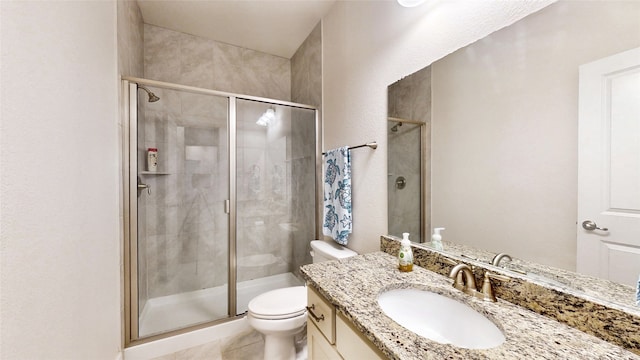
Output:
left=140, top=171, right=171, bottom=175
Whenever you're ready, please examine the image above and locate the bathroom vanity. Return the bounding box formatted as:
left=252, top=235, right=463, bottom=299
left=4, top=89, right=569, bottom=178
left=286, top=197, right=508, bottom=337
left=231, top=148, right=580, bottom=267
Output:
left=300, top=247, right=640, bottom=359
left=306, top=286, right=385, bottom=359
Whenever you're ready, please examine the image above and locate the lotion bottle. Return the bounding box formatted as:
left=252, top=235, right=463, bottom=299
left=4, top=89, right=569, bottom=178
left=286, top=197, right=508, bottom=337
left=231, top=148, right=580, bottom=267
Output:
left=431, top=227, right=445, bottom=251
left=398, top=232, right=413, bottom=272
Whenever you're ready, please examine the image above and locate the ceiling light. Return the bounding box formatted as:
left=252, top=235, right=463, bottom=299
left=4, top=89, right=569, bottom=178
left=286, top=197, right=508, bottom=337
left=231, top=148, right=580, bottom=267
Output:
left=397, top=0, right=426, bottom=7
left=256, top=108, right=276, bottom=127
left=256, top=116, right=269, bottom=127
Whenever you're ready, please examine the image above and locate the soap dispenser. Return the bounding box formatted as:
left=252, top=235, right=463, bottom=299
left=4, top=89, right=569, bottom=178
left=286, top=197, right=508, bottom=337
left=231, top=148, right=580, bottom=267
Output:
left=431, top=228, right=445, bottom=251
left=398, top=232, right=413, bottom=272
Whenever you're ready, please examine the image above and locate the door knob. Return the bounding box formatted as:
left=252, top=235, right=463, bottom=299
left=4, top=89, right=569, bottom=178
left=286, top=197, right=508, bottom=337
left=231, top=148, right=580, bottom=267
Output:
left=582, top=220, right=608, bottom=231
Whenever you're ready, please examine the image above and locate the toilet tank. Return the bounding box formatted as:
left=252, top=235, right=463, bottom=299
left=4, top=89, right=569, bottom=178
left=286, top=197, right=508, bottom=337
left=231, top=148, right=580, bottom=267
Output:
left=310, top=240, right=358, bottom=263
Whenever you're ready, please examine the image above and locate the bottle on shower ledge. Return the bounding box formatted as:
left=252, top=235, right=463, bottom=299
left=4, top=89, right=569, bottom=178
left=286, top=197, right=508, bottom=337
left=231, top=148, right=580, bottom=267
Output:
left=147, top=148, right=158, bottom=172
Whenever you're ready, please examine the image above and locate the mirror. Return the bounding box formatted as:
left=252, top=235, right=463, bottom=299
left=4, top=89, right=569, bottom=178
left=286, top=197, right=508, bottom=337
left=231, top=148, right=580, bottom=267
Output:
left=387, top=0, right=640, bottom=310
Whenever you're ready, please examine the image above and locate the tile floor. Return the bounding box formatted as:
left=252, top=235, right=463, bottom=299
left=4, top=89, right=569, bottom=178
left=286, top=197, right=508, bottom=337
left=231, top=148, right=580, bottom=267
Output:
left=150, top=326, right=307, bottom=360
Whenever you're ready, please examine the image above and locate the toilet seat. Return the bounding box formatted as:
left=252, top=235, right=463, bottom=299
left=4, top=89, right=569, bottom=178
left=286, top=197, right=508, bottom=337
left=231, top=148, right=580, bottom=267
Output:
left=248, top=286, right=307, bottom=320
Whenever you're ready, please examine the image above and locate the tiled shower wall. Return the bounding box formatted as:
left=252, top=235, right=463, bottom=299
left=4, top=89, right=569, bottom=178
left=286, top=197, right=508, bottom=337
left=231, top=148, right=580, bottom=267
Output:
left=387, top=66, right=431, bottom=243
left=144, top=24, right=291, bottom=101
left=117, top=0, right=143, bottom=78
left=290, top=23, right=322, bottom=276
left=292, top=23, right=322, bottom=109
left=141, top=23, right=320, bottom=298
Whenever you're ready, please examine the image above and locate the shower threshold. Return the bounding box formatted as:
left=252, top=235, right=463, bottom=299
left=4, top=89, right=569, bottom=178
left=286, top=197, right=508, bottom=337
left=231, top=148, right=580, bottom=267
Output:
left=139, top=272, right=303, bottom=337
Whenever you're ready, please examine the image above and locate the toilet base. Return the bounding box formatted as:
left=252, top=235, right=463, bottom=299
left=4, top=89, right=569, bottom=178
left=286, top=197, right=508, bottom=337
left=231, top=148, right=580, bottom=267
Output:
left=263, top=332, right=297, bottom=360
left=247, top=311, right=307, bottom=360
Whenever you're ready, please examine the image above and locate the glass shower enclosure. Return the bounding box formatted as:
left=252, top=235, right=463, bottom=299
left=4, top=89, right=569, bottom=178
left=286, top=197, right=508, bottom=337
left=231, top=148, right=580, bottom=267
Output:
left=123, top=78, right=319, bottom=344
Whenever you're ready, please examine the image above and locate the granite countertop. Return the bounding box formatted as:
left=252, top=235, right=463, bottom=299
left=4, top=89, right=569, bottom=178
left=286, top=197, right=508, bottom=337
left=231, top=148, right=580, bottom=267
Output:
left=427, top=239, right=640, bottom=314
left=300, top=251, right=640, bottom=360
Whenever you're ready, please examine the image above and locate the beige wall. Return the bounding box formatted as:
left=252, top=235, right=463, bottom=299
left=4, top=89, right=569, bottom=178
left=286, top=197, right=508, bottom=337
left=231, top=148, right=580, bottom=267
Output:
left=1, top=2, right=121, bottom=359
left=321, top=0, right=554, bottom=254
left=431, top=1, right=640, bottom=271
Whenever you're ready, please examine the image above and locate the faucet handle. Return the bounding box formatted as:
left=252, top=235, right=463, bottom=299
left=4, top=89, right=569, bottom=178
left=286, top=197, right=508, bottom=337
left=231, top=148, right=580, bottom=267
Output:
left=481, top=272, right=511, bottom=302
left=486, top=272, right=510, bottom=282
left=442, top=257, right=457, bottom=266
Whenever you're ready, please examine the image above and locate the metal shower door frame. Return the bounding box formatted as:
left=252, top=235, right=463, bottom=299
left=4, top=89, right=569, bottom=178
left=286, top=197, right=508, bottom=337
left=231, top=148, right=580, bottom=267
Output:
left=122, top=77, right=321, bottom=346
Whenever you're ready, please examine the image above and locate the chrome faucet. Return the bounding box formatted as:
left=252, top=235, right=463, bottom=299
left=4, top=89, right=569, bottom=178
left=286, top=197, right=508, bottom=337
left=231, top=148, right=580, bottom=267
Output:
left=491, top=253, right=512, bottom=267
left=449, top=262, right=510, bottom=302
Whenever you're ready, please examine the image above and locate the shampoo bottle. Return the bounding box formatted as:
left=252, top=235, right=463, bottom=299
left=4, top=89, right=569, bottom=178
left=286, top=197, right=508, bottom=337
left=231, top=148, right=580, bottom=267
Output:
left=398, top=232, right=413, bottom=272
left=431, top=227, right=445, bottom=251
left=147, top=148, right=158, bottom=172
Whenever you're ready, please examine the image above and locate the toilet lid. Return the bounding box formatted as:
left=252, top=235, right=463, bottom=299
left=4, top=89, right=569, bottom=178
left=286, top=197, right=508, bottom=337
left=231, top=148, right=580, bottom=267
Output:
left=310, top=240, right=358, bottom=259
left=248, top=286, right=307, bottom=320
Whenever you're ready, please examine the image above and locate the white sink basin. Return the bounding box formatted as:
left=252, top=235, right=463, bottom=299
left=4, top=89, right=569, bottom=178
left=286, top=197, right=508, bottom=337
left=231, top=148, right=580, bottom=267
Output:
left=378, top=289, right=505, bottom=349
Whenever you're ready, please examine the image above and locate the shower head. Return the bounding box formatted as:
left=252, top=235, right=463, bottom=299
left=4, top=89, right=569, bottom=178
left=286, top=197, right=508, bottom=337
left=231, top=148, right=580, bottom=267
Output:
left=138, top=85, right=160, bottom=102
left=391, top=122, right=403, bottom=132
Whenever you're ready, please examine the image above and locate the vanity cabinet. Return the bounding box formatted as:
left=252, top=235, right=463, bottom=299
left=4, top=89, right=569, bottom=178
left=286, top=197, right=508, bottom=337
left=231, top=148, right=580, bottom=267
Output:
left=307, top=286, right=385, bottom=360
left=307, top=316, right=341, bottom=360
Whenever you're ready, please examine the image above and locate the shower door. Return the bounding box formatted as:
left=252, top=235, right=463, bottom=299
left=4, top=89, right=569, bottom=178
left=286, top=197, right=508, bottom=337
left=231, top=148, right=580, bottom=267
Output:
left=234, top=99, right=317, bottom=314
left=128, top=82, right=231, bottom=339
left=124, top=79, right=320, bottom=344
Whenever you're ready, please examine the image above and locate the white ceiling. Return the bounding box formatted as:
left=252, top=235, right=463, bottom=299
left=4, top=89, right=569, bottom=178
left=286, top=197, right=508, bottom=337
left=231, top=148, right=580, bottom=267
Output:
left=137, top=0, right=337, bottom=59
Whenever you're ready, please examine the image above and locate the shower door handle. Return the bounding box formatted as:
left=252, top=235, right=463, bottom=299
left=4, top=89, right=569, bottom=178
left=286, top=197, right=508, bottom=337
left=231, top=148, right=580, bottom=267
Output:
left=137, top=176, right=151, bottom=196
left=138, top=183, right=151, bottom=195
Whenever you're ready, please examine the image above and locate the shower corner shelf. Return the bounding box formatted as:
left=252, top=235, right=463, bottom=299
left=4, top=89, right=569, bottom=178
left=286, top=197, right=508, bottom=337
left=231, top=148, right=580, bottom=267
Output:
left=140, top=171, right=171, bottom=175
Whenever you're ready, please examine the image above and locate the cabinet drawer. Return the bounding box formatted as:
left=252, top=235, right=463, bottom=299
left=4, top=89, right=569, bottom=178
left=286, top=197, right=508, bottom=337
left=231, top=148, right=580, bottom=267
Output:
left=307, top=319, right=342, bottom=360
left=307, top=286, right=336, bottom=344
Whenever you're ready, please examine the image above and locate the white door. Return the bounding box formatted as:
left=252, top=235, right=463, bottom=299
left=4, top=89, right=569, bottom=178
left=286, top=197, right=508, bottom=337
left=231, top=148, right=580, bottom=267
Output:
left=577, top=47, right=640, bottom=287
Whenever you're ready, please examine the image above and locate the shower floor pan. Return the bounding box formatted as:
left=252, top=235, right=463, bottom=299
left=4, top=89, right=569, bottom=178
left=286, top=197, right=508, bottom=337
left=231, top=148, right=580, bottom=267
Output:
left=139, top=272, right=303, bottom=337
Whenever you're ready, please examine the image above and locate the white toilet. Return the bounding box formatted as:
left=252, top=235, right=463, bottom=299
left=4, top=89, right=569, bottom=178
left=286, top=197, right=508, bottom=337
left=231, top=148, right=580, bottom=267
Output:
left=247, top=240, right=358, bottom=360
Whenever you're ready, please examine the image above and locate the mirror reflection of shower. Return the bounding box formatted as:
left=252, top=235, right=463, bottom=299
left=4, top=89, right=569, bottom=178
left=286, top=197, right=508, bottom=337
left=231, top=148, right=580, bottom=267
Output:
left=387, top=117, right=426, bottom=243
left=387, top=65, right=431, bottom=243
